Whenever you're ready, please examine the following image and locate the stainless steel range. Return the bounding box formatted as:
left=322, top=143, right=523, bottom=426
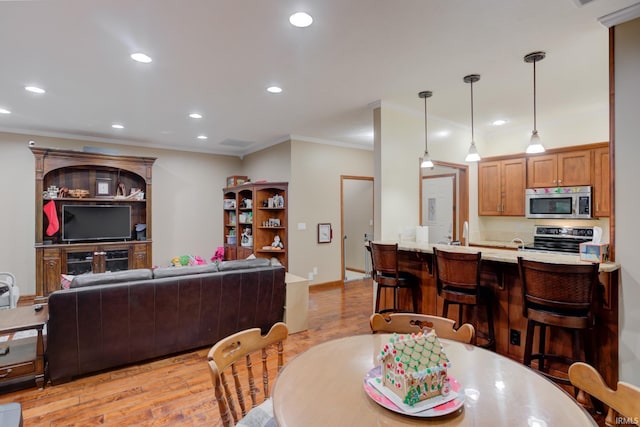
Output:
left=523, top=225, right=594, bottom=254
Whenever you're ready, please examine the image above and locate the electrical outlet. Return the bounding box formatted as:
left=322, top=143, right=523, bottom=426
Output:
left=313, top=266, right=318, bottom=275
left=509, top=329, right=521, bottom=346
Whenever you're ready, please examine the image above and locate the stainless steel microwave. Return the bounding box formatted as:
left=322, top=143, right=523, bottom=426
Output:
left=525, top=186, right=592, bottom=219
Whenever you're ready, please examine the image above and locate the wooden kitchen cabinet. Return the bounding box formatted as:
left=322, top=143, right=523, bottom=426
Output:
left=593, top=147, right=610, bottom=217
left=526, top=150, right=591, bottom=188
left=478, top=158, right=526, bottom=216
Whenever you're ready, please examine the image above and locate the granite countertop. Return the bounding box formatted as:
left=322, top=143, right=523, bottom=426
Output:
left=384, top=241, right=620, bottom=273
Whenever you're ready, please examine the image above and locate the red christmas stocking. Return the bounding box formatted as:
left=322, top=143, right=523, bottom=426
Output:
left=44, top=200, right=59, bottom=236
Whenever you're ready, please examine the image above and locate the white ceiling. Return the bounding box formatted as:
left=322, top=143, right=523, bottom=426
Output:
left=0, top=0, right=637, bottom=156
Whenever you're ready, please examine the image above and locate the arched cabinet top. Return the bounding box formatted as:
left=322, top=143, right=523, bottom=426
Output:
left=30, top=147, right=156, bottom=182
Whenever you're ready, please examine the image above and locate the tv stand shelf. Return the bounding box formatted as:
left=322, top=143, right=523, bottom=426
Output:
left=31, top=147, right=156, bottom=296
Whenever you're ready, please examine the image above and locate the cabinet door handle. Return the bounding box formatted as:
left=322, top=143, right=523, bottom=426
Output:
left=596, top=202, right=599, bottom=212
left=552, top=179, right=556, bottom=184
left=0, top=368, right=12, bottom=378
left=558, top=179, right=562, bottom=184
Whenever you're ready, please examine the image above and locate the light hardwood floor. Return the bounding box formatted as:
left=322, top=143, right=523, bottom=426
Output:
left=0, top=280, right=374, bottom=426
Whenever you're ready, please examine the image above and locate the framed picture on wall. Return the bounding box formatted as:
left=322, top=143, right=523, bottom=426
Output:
left=318, top=223, right=332, bottom=243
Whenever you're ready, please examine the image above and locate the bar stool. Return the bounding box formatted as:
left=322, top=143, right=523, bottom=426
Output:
left=517, top=257, right=600, bottom=386
left=434, top=248, right=495, bottom=350
left=369, top=242, right=419, bottom=313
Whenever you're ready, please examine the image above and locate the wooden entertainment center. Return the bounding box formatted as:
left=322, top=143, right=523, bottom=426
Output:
left=31, top=147, right=156, bottom=296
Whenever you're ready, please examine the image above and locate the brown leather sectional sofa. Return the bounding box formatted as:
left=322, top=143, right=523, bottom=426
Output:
left=46, top=259, right=286, bottom=384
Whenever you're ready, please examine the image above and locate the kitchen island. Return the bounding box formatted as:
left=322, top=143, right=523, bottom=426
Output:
left=375, top=241, right=620, bottom=388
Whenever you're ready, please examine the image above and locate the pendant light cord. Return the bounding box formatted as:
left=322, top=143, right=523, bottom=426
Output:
left=424, top=96, right=428, bottom=152
left=533, top=60, right=537, bottom=132
left=470, top=80, right=475, bottom=142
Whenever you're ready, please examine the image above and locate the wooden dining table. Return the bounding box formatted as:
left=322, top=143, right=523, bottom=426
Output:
left=272, top=334, right=596, bottom=426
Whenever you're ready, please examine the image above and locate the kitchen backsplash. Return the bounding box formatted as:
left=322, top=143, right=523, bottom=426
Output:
left=476, top=216, right=610, bottom=244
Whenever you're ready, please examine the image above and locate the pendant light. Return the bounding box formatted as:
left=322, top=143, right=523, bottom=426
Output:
left=463, top=74, right=481, bottom=162
left=419, top=91, right=434, bottom=168
left=524, top=51, right=546, bottom=154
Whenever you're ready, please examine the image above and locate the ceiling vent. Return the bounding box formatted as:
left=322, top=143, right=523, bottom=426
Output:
left=218, top=139, right=254, bottom=148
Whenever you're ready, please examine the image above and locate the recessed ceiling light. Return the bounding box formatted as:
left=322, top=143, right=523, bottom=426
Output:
left=0, top=108, right=10, bottom=114
left=197, top=135, right=208, bottom=140
left=492, top=119, right=507, bottom=126
left=112, top=124, right=124, bottom=129
left=436, top=130, right=451, bottom=138
left=189, top=113, right=203, bottom=119
left=267, top=86, right=283, bottom=94
left=130, top=52, right=152, bottom=63
left=289, top=12, right=313, bottom=27
left=25, top=86, right=45, bottom=94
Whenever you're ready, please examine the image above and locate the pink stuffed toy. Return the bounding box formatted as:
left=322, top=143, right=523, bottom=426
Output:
left=211, top=246, right=224, bottom=263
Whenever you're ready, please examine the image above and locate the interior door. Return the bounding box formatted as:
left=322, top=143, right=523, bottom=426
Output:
left=421, top=175, right=455, bottom=243
left=341, top=176, right=374, bottom=280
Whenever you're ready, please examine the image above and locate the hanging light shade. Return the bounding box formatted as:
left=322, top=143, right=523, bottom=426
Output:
left=524, top=51, right=546, bottom=154
left=419, top=91, right=434, bottom=168
left=463, top=74, right=481, bottom=162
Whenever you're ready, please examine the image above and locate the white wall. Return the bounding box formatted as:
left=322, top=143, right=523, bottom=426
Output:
left=242, top=141, right=291, bottom=183
left=289, top=139, right=373, bottom=284
left=613, top=17, right=640, bottom=384
left=0, top=132, right=242, bottom=294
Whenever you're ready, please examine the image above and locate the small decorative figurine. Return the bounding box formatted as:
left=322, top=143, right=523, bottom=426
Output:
left=271, top=235, right=284, bottom=249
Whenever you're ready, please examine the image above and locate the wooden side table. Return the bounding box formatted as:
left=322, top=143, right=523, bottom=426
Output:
left=0, top=305, right=48, bottom=390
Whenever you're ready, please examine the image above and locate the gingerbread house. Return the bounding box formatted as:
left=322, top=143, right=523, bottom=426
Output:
left=378, top=331, right=451, bottom=406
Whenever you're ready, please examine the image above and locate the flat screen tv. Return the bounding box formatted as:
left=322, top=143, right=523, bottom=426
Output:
left=62, top=205, right=132, bottom=242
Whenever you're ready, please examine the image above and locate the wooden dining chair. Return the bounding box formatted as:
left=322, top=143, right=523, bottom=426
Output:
left=569, top=362, right=640, bottom=427
left=369, top=312, right=475, bottom=344
left=207, top=322, right=289, bottom=427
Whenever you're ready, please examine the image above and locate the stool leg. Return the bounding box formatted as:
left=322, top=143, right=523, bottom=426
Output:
left=375, top=283, right=382, bottom=313
left=486, top=302, right=495, bottom=351
left=538, top=324, right=547, bottom=372
left=524, top=320, right=535, bottom=367
left=392, top=286, right=398, bottom=312
left=457, top=304, right=463, bottom=326
left=442, top=300, right=449, bottom=318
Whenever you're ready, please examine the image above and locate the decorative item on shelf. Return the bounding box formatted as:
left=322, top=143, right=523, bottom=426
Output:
left=223, top=199, right=236, bottom=209
left=96, top=177, right=112, bottom=197
left=267, top=194, right=285, bottom=208
left=229, top=211, right=236, bottom=225
left=418, top=90, right=434, bottom=168
left=268, top=218, right=280, bottom=227
left=241, top=198, right=252, bottom=208
left=241, top=227, right=253, bottom=247
left=125, top=188, right=144, bottom=200
left=226, top=175, right=248, bottom=187
left=46, top=185, right=59, bottom=199
left=271, top=235, right=284, bottom=249
left=57, top=187, right=69, bottom=198
left=463, top=74, right=481, bottom=162
left=116, top=181, right=126, bottom=197
left=68, top=189, right=90, bottom=198
left=524, top=51, right=546, bottom=154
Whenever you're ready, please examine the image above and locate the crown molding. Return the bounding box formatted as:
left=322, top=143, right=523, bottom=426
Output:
left=598, top=2, right=640, bottom=27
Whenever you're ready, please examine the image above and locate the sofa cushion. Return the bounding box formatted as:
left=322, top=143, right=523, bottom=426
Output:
left=70, top=269, right=152, bottom=288
left=153, top=263, right=219, bottom=279
left=218, top=258, right=271, bottom=271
